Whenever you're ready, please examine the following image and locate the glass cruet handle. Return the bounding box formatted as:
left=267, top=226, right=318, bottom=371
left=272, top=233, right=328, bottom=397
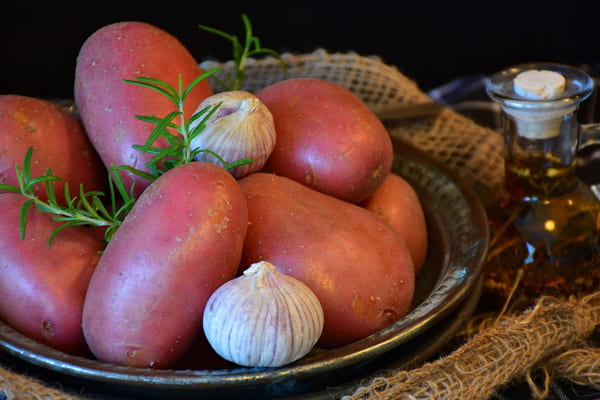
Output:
left=579, top=123, right=600, bottom=200
left=580, top=123, right=600, bottom=148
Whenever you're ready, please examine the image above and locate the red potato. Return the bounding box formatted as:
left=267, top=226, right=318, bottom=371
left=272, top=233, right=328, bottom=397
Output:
left=0, top=95, right=107, bottom=204
left=82, top=161, right=248, bottom=369
left=238, top=172, right=415, bottom=348
left=0, top=193, right=104, bottom=355
left=255, top=77, right=394, bottom=204
left=74, top=21, right=213, bottom=197
left=361, top=172, right=428, bottom=273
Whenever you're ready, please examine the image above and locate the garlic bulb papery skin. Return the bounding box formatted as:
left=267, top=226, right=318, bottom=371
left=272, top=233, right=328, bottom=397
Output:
left=189, top=90, right=276, bottom=178
left=202, top=261, right=324, bottom=368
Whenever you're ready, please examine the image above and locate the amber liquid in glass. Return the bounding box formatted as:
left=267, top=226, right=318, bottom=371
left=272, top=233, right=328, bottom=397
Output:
left=484, top=151, right=600, bottom=309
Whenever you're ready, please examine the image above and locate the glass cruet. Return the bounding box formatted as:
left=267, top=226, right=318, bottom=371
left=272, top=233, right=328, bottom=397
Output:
left=483, top=62, right=600, bottom=309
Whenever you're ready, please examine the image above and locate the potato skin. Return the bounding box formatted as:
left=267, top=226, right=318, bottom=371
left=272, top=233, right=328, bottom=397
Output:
left=361, top=172, right=428, bottom=273
left=82, top=162, right=248, bottom=368
left=0, top=193, right=104, bottom=355
left=239, top=172, right=415, bottom=347
left=74, top=21, right=213, bottom=197
left=0, top=95, right=107, bottom=204
left=255, top=77, right=393, bottom=204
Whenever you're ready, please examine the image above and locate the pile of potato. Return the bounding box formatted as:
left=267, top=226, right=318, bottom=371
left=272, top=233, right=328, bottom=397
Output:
left=0, top=21, right=427, bottom=370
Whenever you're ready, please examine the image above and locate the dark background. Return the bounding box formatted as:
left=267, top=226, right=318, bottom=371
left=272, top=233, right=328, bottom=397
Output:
left=2, top=1, right=600, bottom=99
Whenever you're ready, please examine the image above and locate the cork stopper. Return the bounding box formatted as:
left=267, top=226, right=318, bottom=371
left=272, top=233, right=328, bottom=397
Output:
left=514, top=70, right=566, bottom=100
left=510, top=69, right=570, bottom=139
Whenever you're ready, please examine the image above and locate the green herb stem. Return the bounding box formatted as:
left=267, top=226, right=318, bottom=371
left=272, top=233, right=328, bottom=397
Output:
left=0, top=148, right=134, bottom=247
left=198, top=13, right=286, bottom=91
left=1, top=14, right=279, bottom=248
left=123, top=68, right=253, bottom=180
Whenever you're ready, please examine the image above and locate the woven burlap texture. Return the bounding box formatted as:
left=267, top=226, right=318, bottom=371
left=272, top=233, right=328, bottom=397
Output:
left=342, top=293, right=600, bottom=400
left=0, top=367, right=82, bottom=400
left=1, top=50, right=589, bottom=400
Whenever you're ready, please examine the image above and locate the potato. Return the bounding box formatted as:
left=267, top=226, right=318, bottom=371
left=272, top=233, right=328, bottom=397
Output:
left=0, top=193, right=104, bottom=355
left=361, top=172, right=428, bottom=273
left=82, top=161, right=248, bottom=369
left=255, top=77, right=393, bottom=204
left=238, top=172, right=415, bottom=348
left=0, top=95, right=107, bottom=204
left=74, top=21, right=213, bottom=197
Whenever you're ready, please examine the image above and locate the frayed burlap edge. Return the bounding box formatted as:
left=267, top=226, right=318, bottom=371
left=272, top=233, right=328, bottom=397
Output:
left=0, top=366, right=86, bottom=400
left=341, top=293, right=600, bottom=400
left=547, top=348, right=600, bottom=389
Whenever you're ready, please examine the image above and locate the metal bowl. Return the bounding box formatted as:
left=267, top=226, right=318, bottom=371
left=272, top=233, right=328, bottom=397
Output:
left=0, top=137, right=489, bottom=400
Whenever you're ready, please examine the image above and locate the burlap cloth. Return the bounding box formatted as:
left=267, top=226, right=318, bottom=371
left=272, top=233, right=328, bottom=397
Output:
left=2, top=49, right=599, bottom=400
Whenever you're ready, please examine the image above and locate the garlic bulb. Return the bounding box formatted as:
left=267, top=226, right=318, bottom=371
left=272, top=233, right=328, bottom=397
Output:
left=202, top=261, right=324, bottom=368
left=189, top=90, right=276, bottom=178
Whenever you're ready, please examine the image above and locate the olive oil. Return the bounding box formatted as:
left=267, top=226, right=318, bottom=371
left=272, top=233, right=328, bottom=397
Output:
left=484, top=151, right=600, bottom=309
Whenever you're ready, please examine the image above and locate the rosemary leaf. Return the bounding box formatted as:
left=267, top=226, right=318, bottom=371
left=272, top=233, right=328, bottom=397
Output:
left=0, top=184, right=20, bottom=193
left=182, top=67, right=222, bottom=101
left=47, top=221, right=78, bottom=249
left=135, top=110, right=182, bottom=152
left=26, top=175, right=59, bottom=192
left=19, top=198, right=33, bottom=240
left=224, top=158, right=254, bottom=170
left=117, top=165, right=157, bottom=182
left=123, top=77, right=179, bottom=103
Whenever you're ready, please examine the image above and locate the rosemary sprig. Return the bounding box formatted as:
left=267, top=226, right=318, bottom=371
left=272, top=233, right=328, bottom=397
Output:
left=0, top=147, right=135, bottom=247
left=122, top=70, right=253, bottom=181
left=1, top=15, right=274, bottom=248
left=198, top=13, right=286, bottom=91
left=0, top=68, right=251, bottom=248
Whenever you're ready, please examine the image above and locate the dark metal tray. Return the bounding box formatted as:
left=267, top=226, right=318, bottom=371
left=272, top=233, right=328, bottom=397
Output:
left=0, top=139, right=489, bottom=400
